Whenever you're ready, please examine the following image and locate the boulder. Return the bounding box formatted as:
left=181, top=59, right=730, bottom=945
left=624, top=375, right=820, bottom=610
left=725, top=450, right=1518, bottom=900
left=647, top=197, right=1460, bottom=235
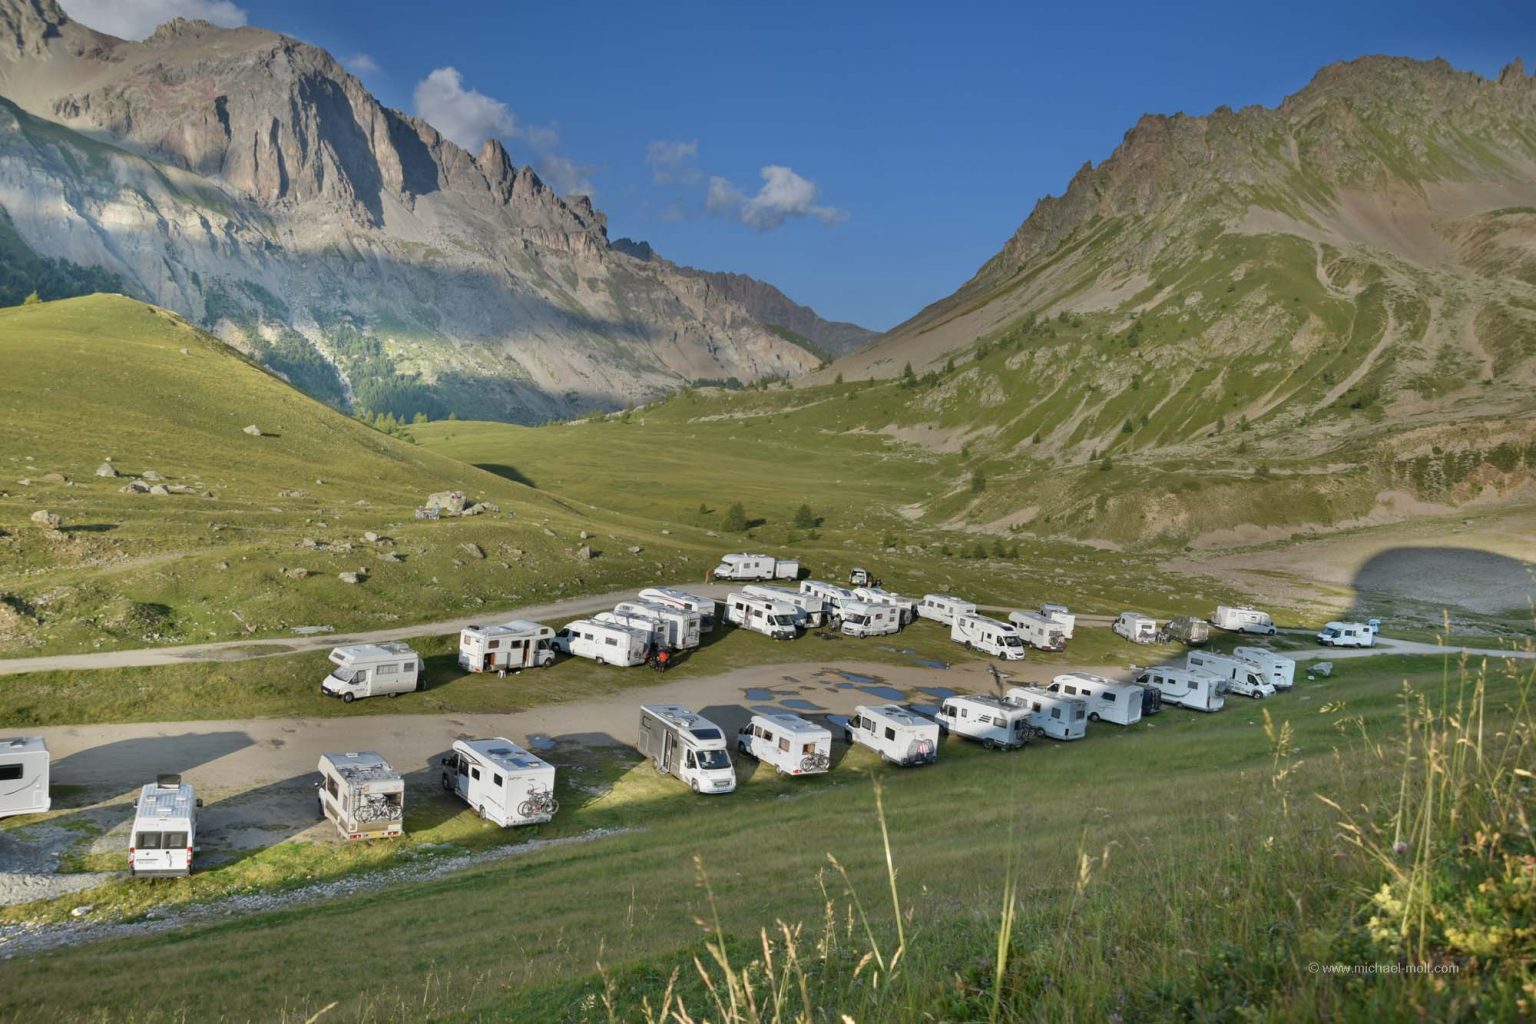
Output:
left=424, top=490, right=467, bottom=514
left=95, top=462, right=117, bottom=478
left=40, top=472, right=66, bottom=483
left=575, top=545, right=593, bottom=561
left=579, top=530, right=590, bottom=540
left=628, top=546, right=642, bottom=554
left=29, top=510, right=60, bottom=529
left=283, top=568, right=311, bottom=579
left=379, top=551, right=402, bottom=562
left=338, top=572, right=363, bottom=584
left=461, top=542, right=486, bottom=559
left=141, top=470, right=165, bottom=482
left=147, top=484, right=170, bottom=496
left=243, top=424, right=262, bottom=436
left=363, top=531, right=379, bottom=543
left=120, top=480, right=150, bottom=494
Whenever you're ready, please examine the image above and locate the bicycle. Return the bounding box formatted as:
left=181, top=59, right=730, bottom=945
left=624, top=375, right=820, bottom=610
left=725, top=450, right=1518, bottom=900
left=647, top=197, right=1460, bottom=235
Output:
left=517, top=784, right=559, bottom=819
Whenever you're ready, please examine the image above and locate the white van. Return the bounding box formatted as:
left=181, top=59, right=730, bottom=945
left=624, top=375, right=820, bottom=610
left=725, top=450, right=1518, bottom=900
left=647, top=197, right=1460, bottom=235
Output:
left=843, top=705, right=939, bottom=766
left=918, top=594, right=977, bottom=626
left=1134, top=666, right=1226, bottom=713
left=317, top=751, right=405, bottom=841
left=441, top=738, right=558, bottom=826
left=1112, top=612, right=1159, bottom=644
left=615, top=600, right=703, bottom=649
left=553, top=618, right=650, bottom=666
left=321, top=642, right=424, bottom=702
left=639, top=587, right=719, bottom=632
left=713, top=553, right=799, bottom=581
left=1005, top=686, right=1088, bottom=741
left=951, top=613, right=1026, bottom=660
left=458, top=621, right=555, bottom=673
left=1186, top=651, right=1276, bottom=699
left=1317, top=621, right=1377, bottom=648
left=742, top=585, right=827, bottom=628
left=1040, top=603, right=1076, bottom=639
left=1212, top=605, right=1277, bottom=635
left=840, top=599, right=903, bottom=638
left=736, top=712, right=832, bottom=776
left=1233, top=646, right=1296, bottom=690
left=1046, top=672, right=1145, bottom=726
left=725, top=591, right=801, bottom=639
left=933, top=694, right=1036, bottom=750
left=129, top=775, right=200, bottom=877
left=1008, top=610, right=1067, bottom=651
left=853, top=587, right=919, bottom=625
left=638, top=705, right=737, bottom=794
left=0, top=737, right=50, bottom=819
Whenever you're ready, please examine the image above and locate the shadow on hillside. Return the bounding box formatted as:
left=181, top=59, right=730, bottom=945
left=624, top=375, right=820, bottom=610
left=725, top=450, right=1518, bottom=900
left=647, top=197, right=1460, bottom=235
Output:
left=60, top=523, right=117, bottom=534
left=1346, top=546, right=1536, bottom=630
left=474, top=463, right=538, bottom=489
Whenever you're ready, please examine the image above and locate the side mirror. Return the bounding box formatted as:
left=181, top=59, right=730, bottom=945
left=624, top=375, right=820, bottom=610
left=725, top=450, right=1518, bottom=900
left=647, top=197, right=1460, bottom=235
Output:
left=194, top=798, right=204, bottom=808
left=440, top=756, right=452, bottom=766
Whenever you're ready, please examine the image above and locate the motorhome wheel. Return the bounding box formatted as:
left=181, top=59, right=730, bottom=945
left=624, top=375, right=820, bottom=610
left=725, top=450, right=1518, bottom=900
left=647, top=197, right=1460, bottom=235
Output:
left=964, top=641, right=974, bottom=651
left=1089, top=712, right=1100, bottom=722
left=341, top=692, right=355, bottom=703
left=690, top=779, right=700, bottom=793
left=387, top=691, right=399, bottom=698
left=981, top=738, right=995, bottom=750
left=595, top=656, right=606, bottom=665
left=441, top=773, right=452, bottom=791
left=317, top=794, right=325, bottom=819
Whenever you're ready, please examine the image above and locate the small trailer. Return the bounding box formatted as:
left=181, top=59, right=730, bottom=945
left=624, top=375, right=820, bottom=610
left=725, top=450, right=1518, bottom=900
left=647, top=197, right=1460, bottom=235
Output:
left=321, top=642, right=424, bottom=702
left=1004, top=686, right=1088, bottom=741
left=129, top=775, right=200, bottom=878
left=639, top=587, right=719, bottom=632
left=839, top=599, right=903, bottom=638
left=843, top=704, right=939, bottom=766
left=458, top=621, right=555, bottom=673
left=638, top=705, right=737, bottom=793
left=1234, top=646, right=1296, bottom=690
left=853, top=587, right=919, bottom=625
left=933, top=694, right=1037, bottom=750
left=1316, top=620, right=1377, bottom=648
left=800, top=580, right=854, bottom=622
left=736, top=712, right=832, bottom=775
left=725, top=592, right=801, bottom=639
left=0, top=737, right=50, bottom=819
left=614, top=600, right=703, bottom=649
left=918, top=594, right=977, bottom=626
left=316, top=751, right=404, bottom=841
left=1162, top=615, right=1211, bottom=647
left=1008, top=610, right=1067, bottom=651
left=1112, top=612, right=1159, bottom=644
left=1211, top=605, right=1277, bottom=635
left=1133, top=666, right=1226, bottom=713
left=1040, top=603, right=1076, bottom=640
left=951, top=613, right=1027, bottom=660
left=712, top=553, right=799, bottom=581
left=742, top=585, right=827, bottom=628
left=441, top=738, right=558, bottom=826
left=1046, top=672, right=1149, bottom=726
left=552, top=619, right=650, bottom=666
left=1187, top=651, right=1276, bottom=699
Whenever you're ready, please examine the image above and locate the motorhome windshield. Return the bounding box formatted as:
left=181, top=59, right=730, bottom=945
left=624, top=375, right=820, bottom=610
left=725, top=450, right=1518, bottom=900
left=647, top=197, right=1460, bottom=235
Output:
left=1003, top=635, right=1023, bottom=647
left=695, top=749, right=731, bottom=771
left=331, top=667, right=359, bottom=683
left=772, top=614, right=797, bottom=626
left=1321, top=627, right=1341, bottom=637
left=844, top=613, right=867, bottom=625
left=689, top=727, right=723, bottom=741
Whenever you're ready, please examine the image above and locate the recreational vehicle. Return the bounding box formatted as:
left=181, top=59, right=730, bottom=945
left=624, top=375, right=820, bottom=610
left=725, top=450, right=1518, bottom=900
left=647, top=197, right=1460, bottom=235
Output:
left=736, top=712, right=832, bottom=775
left=1316, top=621, right=1377, bottom=648
left=457, top=621, right=555, bottom=673
left=843, top=705, right=939, bottom=766
left=1133, top=666, right=1226, bottom=712
left=639, top=587, right=719, bottom=631
left=1040, top=603, right=1076, bottom=639
left=933, top=694, right=1037, bottom=750
left=441, top=738, right=558, bottom=826
left=638, top=705, right=737, bottom=793
left=742, top=585, right=827, bottom=628
left=321, top=642, right=424, bottom=702
left=1186, top=651, right=1276, bottom=699
left=951, top=613, right=1027, bottom=660
left=800, top=580, right=855, bottom=622
left=1163, top=616, right=1211, bottom=646
left=918, top=594, right=977, bottom=625
left=0, top=737, right=50, bottom=819
left=552, top=619, right=650, bottom=666
left=1008, top=610, right=1067, bottom=651
left=853, top=587, right=919, bottom=624
left=712, top=553, right=799, bottom=581
left=129, top=775, right=200, bottom=878
left=1004, top=686, right=1089, bottom=741
left=1046, top=672, right=1148, bottom=726
left=316, top=751, right=404, bottom=841
left=1112, top=612, right=1159, bottom=644
left=1212, top=605, right=1277, bottom=635
left=1234, top=646, right=1297, bottom=690
left=725, top=592, right=801, bottom=639
left=839, top=599, right=903, bottom=637
left=614, top=600, right=703, bottom=649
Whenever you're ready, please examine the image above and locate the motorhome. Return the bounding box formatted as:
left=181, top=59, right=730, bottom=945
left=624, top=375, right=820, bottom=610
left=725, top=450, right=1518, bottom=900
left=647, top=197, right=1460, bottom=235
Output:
left=1234, top=646, right=1297, bottom=690
left=321, top=642, right=424, bottom=702
left=712, top=553, right=799, bottom=581
left=129, top=775, right=200, bottom=877
left=725, top=592, right=801, bottom=639
left=1186, top=651, right=1276, bottom=699
left=843, top=705, right=939, bottom=766
left=736, top=712, right=832, bottom=775
left=639, top=587, right=719, bottom=632
left=316, top=751, right=404, bottom=841
left=1133, top=666, right=1226, bottom=713
left=1007, top=610, right=1067, bottom=651
left=933, top=694, right=1037, bottom=750
left=853, top=587, right=919, bottom=624
left=1316, top=620, right=1377, bottom=648
left=0, top=737, right=50, bottom=819
left=800, top=580, right=855, bottom=622
left=1004, top=686, right=1089, bottom=741
left=1163, top=616, right=1211, bottom=647
left=839, top=599, right=903, bottom=638
left=441, top=738, right=558, bottom=826
left=1046, top=672, right=1147, bottom=726
left=742, top=585, right=827, bottom=628
left=1212, top=605, right=1277, bottom=635
left=613, top=600, right=703, bottom=649
left=552, top=619, right=650, bottom=666
left=918, top=593, right=977, bottom=626
left=951, top=613, right=1027, bottom=660
left=457, top=621, right=555, bottom=673
left=638, top=705, right=737, bottom=793
left=1112, top=612, right=1159, bottom=644
left=1040, top=603, right=1076, bottom=639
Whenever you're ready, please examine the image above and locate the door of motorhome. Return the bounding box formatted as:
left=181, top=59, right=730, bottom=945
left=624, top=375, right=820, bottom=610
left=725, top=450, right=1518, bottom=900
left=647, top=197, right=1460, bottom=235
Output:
left=317, top=751, right=404, bottom=841
left=741, top=585, right=825, bottom=628
left=918, top=594, right=977, bottom=626
left=441, top=738, right=558, bottom=826
left=129, top=775, right=200, bottom=877
left=1112, top=612, right=1159, bottom=644
left=321, top=642, right=424, bottom=702
left=1133, top=667, right=1226, bottom=712
left=614, top=600, right=703, bottom=649
left=1163, top=616, right=1211, bottom=646
left=638, top=705, right=737, bottom=793
left=1233, top=646, right=1296, bottom=690
left=725, top=592, right=800, bottom=639
left=0, top=737, right=50, bottom=819
left=951, top=613, right=1027, bottom=660
left=639, top=587, right=719, bottom=632
left=843, top=705, right=939, bottom=766
left=800, top=580, right=854, bottom=623
left=1316, top=621, right=1377, bottom=648
left=736, top=713, right=832, bottom=775
left=552, top=619, right=650, bottom=665
left=853, top=587, right=919, bottom=624
left=1008, top=610, right=1067, bottom=651
left=1186, top=651, right=1276, bottom=699
left=1004, top=686, right=1088, bottom=741
left=1047, top=672, right=1147, bottom=726
left=1212, top=605, right=1277, bottom=635
left=934, top=694, right=1036, bottom=750
left=458, top=621, right=555, bottom=673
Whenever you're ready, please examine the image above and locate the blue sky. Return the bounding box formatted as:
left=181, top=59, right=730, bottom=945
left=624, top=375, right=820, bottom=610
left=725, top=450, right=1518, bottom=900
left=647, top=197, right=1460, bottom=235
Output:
left=61, top=0, right=1536, bottom=330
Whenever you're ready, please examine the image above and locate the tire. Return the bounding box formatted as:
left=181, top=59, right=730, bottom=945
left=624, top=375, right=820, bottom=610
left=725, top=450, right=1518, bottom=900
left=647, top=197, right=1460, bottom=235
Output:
left=595, top=656, right=606, bottom=666
left=387, top=691, right=399, bottom=699
left=964, top=641, right=974, bottom=651
left=478, top=804, right=489, bottom=820
left=441, top=773, right=452, bottom=792
left=981, top=738, right=995, bottom=750
left=690, top=779, right=700, bottom=793
left=1089, top=712, right=1101, bottom=722
left=341, top=692, right=355, bottom=704
left=317, top=796, right=325, bottom=820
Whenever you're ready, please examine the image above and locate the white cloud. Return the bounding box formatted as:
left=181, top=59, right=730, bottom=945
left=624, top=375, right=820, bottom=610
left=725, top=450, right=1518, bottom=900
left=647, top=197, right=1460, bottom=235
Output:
left=707, top=165, right=845, bottom=231
left=646, top=139, right=700, bottom=185
left=412, top=66, right=516, bottom=151
left=705, top=175, right=745, bottom=216
left=60, top=0, right=247, bottom=39
left=344, top=53, right=381, bottom=76
left=537, top=151, right=596, bottom=198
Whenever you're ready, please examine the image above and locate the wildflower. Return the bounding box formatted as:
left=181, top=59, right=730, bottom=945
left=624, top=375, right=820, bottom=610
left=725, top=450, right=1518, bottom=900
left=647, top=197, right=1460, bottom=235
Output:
left=1392, top=840, right=1410, bottom=856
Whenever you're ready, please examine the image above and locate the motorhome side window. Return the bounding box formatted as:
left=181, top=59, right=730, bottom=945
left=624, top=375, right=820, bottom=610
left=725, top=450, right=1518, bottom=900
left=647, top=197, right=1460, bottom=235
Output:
left=493, top=774, right=503, bottom=787
left=457, top=757, right=468, bottom=776
left=470, top=766, right=481, bottom=781
left=884, top=727, right=896, bottom=741
left=1104, top=692, right=1116, bottom=702
left=378, top=663, right=397, bottom=676
left=605, top=638, right=618, bottom=647
left=164, top=831, right=187, bottom=848
left=488, top=639, right=500, bottom=649
left=136, top=831, right=162, bottom=849
left=685, top=751, right=696, bottom=768
left=0, top=764, right=21, bottom=781
left=1051, top=708, right=1061, bottom=719
left=778, top=737, right=790, bottom=752
left=326, top=777, right=339, bottom=798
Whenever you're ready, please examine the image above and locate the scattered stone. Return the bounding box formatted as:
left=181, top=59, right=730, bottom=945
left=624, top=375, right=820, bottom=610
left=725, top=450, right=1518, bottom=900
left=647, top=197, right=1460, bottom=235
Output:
left=40, top=472, right=66, bottom=483
left=542, top=528, right=556, bottom=538
left=575, top=545, right=593, bottom=561
left=29, top=510, right=60, bottom=529
left=363, top=531, right=379, bottom=543
left=216, top=561, right=229, bottom=571
left=660, top=529, right=671, bottom=535
left=283, top=568, right=311, bottom=580
left=481, top=502, right=501, bottom=513
left=291, top=625, right=334, bottom=635
left=16, top=478, right=30, bottom=486
left=1313, top=661, right=1334, bottom=678
left=95, top=462, right=117, bottom=478
left=119, top=480, right=149, bottom=494
left=333, top=542, right=354, bottom=552
left=461, top=542, right=485, bottom=559
left=141, top=470, right=165, bottom=482
left=338, top=572, right=363, bottom=584
left=628, top=546, right=642, bottom=554
left=243, top=424, right=262, bottom=436
left=300, top=538, right=322, bottom=549
left=379, top=551, right=402, bottom=562
left=69, top=905, right=94, bottom=919
left=579, top=530, right=590, bottom=540
left=167, top=484, right=198, bottom=494
left=147, top=484, right=170, bottom=496
left=506, top=548, right=525, bottom=558
left=277, top=488, right=309, bottom=498
left=706, top=530, right=718, bottom=538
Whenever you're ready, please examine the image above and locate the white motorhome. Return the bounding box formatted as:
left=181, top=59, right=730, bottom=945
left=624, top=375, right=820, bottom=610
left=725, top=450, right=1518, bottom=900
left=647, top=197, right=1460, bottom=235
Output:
left=839, top=599, right=903, bottom=638
left=1211, top=605, right=1277, bottom=635
left=1186, top=651, right=1276, bottom=699
left=1008, top=610, right=1067, bottom=651
left=457, top=621, right=555, bottom=673
left=639, top=587, right=719, bottom=632
left=918, top=594, right=977, bottom=626
left=853, top=587, right=919, bottom=624
left=725, top=592, right=801, bottom=639
left=638, top=705, right=737, bottom=793
left=1133, top=666, right=1226, bottom=713
left=1047, top=672, right=1146, bottom=727
left=843, top=705, right=939, bottom=766
left=1234, top=646, right=1297, bottom=690
left=736, top=712, right=832, bottom=776
left=441, top=738, right=558, bottom=826
left=316, top=751, right=405, bottom=841
left=1005, top=686, right=1089, bottom=741
left=933, top=694, right=1036, bottom=750
left=712, top=553, right=799, bottom=581
left=1112, top=612, right=1159, bottom=644
left=129, top=775, right=200, bottom=878
left=800, top=580, right=854, bottom=623
left=1040, top=603, right=1076, bottom=639
left=951, top=613, right=1027, bottom=660
left=742, top=585, right=827, bottom=628
left=1316, top=621, right=1377, bottom=648
left=552, top=619, right=650, bottom=666
left=0, top=737, right=50, bottom=819
left=321, top=642, right=424, bottom=702
left=614, top=600, right=703, bottom=649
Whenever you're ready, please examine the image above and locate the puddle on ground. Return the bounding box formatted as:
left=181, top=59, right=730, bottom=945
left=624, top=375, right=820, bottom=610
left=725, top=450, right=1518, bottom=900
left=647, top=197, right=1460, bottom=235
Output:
left=744, top=688, right=777, bottom=701
left=856, top=685, right=906, bottom=701
left=527, top=735, right=557, bottom=751
left=780, top=698, right=824, bottom=711
left=909, top=658, right=949, bottom=670
left=918, top=686, right=958, bottom=699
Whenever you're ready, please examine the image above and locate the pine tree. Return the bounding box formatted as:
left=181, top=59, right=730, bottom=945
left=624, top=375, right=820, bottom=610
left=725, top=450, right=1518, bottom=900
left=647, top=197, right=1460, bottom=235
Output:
left=722, top=502, right=748, bottom=532
left=793, top=503, right=816, bottom=529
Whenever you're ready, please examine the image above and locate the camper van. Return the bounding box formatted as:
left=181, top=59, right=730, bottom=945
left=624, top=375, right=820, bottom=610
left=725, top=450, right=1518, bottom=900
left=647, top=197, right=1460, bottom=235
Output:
left=839, top=600, right=903, bottom=638
left=1040, top=603, right=1076, bottom=639
left=742, top=585, right=827, bottom=628
left=951, top=613, right=1027, bottom=660
left=129, top=775, right=200, bottom=877
left=918, top=594, right=978, bottom=626
left=725, top=592, right=801, bottom=639
left=736, top=712, right=832, bottom=775
left=458, top=621, right=555, bottom=673
left=1234, top=646, right=1297, bottom=690
left=1047, top=672, right=1148, bottom=726
left=1004, top=686, right=1089, bottom=741
left=848, top=567, right=872, bottom=587
left=321, top=642, right=424, bottom=702
left=639, top=587, right=719, bottom=632
left=1008, top=610, right=1067, bottom=651
left=933, top=694, right=1037, bottom=750
left=712, top=553, right=799, bottom=581
left=1134, top=666, right=1226, bottom=713
left=843, top=705, right=939, bottom=766
left=638, top=705, right=737, bottom=793
left=552, top=619, right=650, bottom=666
left=1212, top=605, right=1277, bottom=635
left=316, top=751, right=404, bottom=841
left=800, top=580, right=855, bottom=623
left=1186, top=651, right=1276, bottom=699
left=0, top=737, right=50, bottom=819
left=613, top=600, right=703, bottom=649
left=1112, top=612, right=1159, bottom=644
left=1316, top=621, right=1377, bottom=648
left=853, top=587, right=919, bottom=624
left=1163, top=616, right=1211, bottom=646
left=441, top=738, right=558, bottom=826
